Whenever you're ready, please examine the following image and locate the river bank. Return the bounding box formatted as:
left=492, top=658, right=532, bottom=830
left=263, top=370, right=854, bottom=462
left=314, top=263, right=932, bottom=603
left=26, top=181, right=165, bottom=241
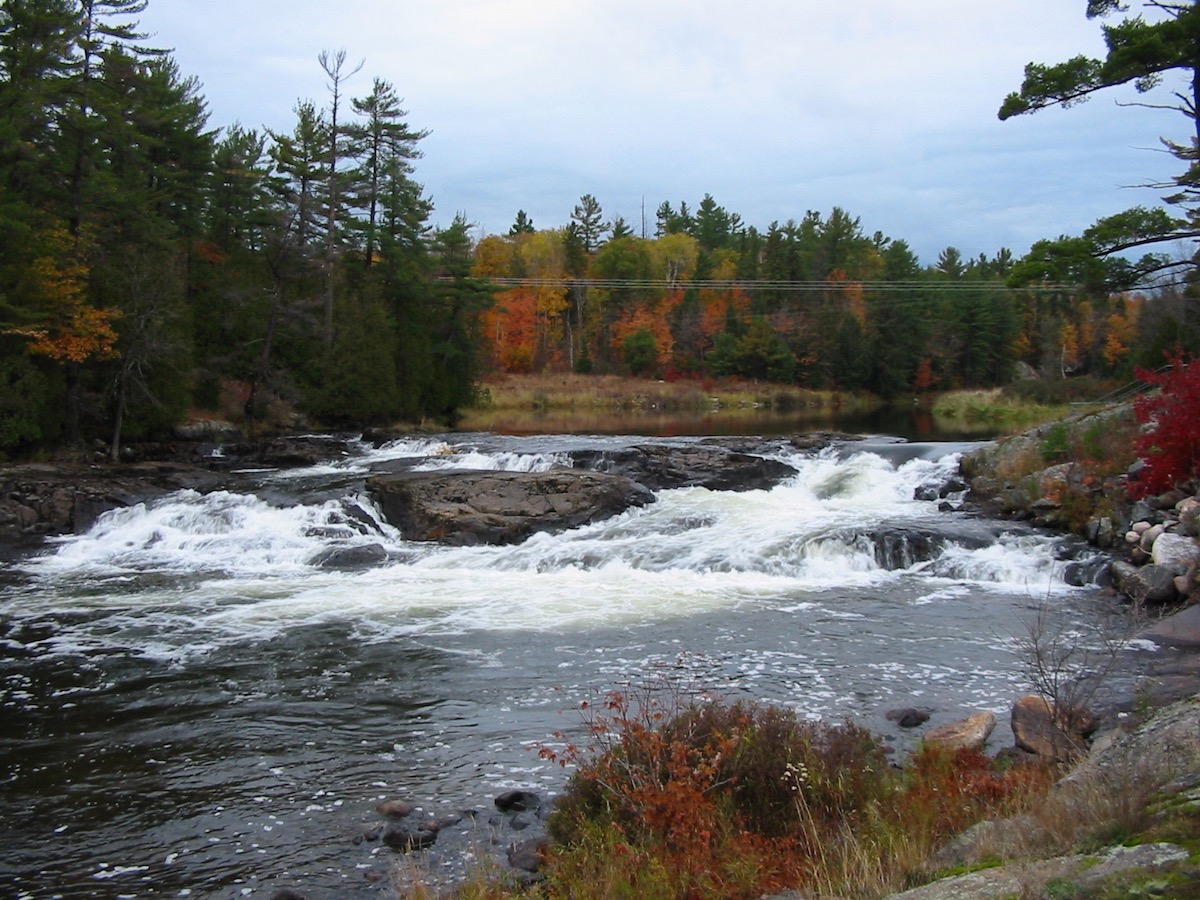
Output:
left=959, top=401, right=1200, bottom=672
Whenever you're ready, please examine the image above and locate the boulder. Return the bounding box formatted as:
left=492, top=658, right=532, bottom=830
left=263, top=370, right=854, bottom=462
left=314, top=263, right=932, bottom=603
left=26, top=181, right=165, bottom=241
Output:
left=1010, top=695, right=1095, bottom=761
left=1178, top=498, right=1200, bottom=536
left=508, top=836, right=551, bottom=873
left=367, top=470, right=655, bottom=546
left=376, top=799, right=413, bottom=819
left=1137, top=603, right=1200, bottom=649
left=1111, top=560, right=1180, bottom=605
left=495, top=789, right=542, bottom=812
left=1152, top=533, right=1200, bottom=572
left=1139, top=523, right=1166, bottom=553
left=381, top=824, right=437, bottom=852
left=221, top=435, right=356, bottom=467
left=0, top=462, right=224, bottom=547
left=567, top=443, right=796, bottom=492
left=886, top=707, right=931, bottom=728
left=310, top=543, right=390, bottom=569
left=788, top=431, right=863, bottom=452
left=923, top=711, right=996, bottom=752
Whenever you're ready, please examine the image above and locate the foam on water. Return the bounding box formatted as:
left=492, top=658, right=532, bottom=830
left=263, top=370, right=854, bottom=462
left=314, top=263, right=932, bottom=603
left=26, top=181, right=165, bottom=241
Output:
left=2, top=440, right=1081, bottom=663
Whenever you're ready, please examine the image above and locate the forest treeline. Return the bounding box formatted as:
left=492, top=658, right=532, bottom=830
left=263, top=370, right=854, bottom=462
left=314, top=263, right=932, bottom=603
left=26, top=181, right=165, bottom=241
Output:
left=1, top=0, right=1198, bottom=458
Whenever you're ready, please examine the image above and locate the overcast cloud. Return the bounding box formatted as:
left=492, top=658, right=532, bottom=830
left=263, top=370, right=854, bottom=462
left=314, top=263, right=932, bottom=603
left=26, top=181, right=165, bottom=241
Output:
left=138, top=1, right=1186, bottom=264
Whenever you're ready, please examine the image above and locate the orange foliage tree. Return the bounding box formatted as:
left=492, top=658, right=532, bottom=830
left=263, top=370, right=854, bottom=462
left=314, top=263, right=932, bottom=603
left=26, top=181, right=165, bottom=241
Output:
left=16, top=227, right=120, bottom=365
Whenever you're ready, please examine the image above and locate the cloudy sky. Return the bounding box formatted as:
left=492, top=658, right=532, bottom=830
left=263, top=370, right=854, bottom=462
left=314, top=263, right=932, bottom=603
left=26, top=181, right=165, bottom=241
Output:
left=138, top=1, right=1186, bottom=265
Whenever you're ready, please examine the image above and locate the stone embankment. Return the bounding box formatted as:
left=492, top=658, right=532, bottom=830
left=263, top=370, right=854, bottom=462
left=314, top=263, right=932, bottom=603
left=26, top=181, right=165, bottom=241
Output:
left=961, top=403, right=1200, bottom=611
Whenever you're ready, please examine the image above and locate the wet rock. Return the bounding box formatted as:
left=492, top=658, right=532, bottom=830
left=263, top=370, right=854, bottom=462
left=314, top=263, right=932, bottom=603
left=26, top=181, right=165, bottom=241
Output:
left=507, top=836, right=551, bottom=873
left=311, top=543, right=389, bottom=569
left=222, top=435, right=355, bottom=467
left=1111, top=560, right=1179, bottom=605
left=568, top=443, right=796, bottom=492
left=376, top=799, right=413, bottom=818
left=382, top=824, right=438, bottom=852
left=1137, top=603, right=1200, bottom=648
left=886, top=707, right=932, bottom=728
left=368, top=470, right=655, bottom=546
left=1062, top=554, right=1110, bottom=587
left=1010, top=695, right=1095, bottom=761
left=787, top=431, right=863, bottom=452
left=353, top=826, right=382, bottom=844
left=923, top=711, right=996, bottom=752
left=495, top=789, right=541, bottom=812
left=0, top=462, right=224, bottom=549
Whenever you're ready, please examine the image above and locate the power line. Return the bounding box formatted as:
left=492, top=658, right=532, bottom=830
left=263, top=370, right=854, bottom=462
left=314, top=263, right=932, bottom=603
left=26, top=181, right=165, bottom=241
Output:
left=453, top=277, right=1078, bottom=294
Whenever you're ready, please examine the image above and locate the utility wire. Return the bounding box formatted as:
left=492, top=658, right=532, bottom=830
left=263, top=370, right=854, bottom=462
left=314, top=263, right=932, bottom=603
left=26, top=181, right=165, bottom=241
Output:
left=452, top=277, right=1078, bottom=294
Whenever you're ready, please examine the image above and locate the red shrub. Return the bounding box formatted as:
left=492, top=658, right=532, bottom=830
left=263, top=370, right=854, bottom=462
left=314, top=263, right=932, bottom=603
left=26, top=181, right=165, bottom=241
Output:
left=1131, top=351, right=1200, bottom=498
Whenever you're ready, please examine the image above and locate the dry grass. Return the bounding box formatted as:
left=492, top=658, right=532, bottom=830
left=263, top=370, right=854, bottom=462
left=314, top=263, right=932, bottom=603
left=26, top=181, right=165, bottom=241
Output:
left=932, top=388, right=1071, bottom=432
left=469, top=373, right=849, bottom=413
left=459, top=373, right=870, bottom=435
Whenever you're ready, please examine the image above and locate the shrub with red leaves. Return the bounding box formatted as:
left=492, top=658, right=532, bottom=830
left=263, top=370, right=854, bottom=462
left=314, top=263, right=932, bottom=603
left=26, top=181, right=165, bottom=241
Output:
left=1131, top=351, right=1200, bottom=499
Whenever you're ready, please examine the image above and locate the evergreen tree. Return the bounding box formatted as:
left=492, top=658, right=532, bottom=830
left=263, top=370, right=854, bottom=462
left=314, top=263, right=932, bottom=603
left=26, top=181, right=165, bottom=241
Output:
left=509, top=209, right=535, bottom=235
left=351, top=76, right=426, bottom=269
left=427, top=214, right=492, bottom=419
left=570, top=193, right=608, bottom=252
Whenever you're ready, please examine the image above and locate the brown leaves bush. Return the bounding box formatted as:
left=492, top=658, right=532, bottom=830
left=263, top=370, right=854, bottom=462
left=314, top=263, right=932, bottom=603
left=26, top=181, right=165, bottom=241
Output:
left=540, top=689, right=1054, bottom=898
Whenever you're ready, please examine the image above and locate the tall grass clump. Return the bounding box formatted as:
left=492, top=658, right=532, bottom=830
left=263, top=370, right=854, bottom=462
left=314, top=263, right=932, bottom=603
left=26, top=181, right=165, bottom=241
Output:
left=538, top=686, right=1053, bottom=899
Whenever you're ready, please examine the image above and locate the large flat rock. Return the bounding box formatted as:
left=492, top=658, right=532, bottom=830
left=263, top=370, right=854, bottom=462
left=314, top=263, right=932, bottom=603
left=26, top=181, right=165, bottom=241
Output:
left=567, top=443, right=796, bottom=491
left=367, top=469, right=656, bottom=546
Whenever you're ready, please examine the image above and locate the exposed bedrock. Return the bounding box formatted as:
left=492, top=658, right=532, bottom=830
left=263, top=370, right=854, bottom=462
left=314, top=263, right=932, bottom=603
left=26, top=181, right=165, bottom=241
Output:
left=367, top=469, right=656, bottom=546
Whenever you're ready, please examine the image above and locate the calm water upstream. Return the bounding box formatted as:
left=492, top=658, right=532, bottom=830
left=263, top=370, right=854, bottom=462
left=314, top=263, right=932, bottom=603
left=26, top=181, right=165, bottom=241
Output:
left=0, top=433, right=1143, bottom=898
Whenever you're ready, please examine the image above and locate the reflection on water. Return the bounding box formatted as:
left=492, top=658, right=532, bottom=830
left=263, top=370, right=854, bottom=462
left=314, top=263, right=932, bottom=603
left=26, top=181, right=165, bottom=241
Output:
left=459, top=402, right=1000, bottom=440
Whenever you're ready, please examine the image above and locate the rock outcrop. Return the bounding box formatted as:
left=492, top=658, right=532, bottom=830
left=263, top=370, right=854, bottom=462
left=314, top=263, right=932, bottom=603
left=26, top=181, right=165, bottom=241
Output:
left=0, top=462, right=223, bottom=550
left=959, top=402, right=1200, bottom=607
left=567, top=443, right=796, bottom=492
left=367, top=469, right=655, bottom=545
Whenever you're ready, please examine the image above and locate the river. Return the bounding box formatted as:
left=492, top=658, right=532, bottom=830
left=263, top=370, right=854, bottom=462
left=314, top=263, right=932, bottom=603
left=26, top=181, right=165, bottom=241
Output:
left=0, top=432, right=1139, bottom=898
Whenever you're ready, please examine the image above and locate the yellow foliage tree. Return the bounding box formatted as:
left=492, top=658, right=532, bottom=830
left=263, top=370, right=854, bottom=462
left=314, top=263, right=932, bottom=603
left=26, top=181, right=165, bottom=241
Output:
left=15, top=227, right=120, bottom=365
left=472, top=234, right=515, bottom=280
left=1103, top=295, right=1140, bottom=369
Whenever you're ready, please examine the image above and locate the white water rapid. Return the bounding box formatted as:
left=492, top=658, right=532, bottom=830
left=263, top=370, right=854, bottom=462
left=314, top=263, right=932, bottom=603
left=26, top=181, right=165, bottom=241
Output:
left=0, top=433, right=1131, bottom=898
